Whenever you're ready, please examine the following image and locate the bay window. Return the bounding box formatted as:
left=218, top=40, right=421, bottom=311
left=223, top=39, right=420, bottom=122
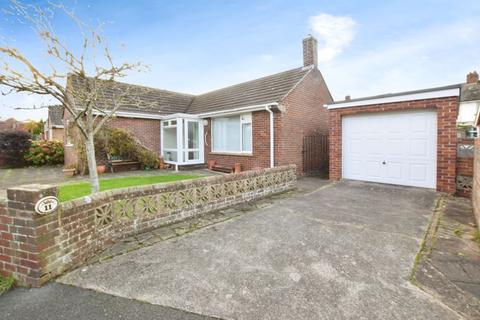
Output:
left=212, top=113, right=252, bottom=153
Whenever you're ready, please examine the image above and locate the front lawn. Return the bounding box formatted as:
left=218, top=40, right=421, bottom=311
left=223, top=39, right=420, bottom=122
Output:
left=58, top=174, right=200, bottom=202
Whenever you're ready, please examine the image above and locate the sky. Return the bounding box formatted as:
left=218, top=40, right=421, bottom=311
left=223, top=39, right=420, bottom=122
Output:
left=0, top=0, right=479, bottom=121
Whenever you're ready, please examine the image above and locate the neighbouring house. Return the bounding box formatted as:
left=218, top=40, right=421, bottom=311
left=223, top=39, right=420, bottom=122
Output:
left=326, top=71, right=480, bottom=194
left=0, top=117, right=26, bottom=132
left=64, top=35, right=332, bottom=173
left=44, top=105, right=64, bottom=141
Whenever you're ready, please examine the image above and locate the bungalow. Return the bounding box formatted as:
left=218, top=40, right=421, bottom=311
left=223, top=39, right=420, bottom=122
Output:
left=64, top=35, right=332, bottom=173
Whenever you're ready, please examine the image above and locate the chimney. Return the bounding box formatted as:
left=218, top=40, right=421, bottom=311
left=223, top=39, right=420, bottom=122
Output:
left=303, top=35, right=318, bottom=67
left=467, top=71, right=479, bottom=84
left=345, top=95, right=351, bottom=101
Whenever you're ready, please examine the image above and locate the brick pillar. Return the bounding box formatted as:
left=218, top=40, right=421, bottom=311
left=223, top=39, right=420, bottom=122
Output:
left=0, top=184, right=58, bottom=287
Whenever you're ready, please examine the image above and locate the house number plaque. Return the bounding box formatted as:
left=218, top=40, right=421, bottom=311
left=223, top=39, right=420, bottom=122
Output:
left=34, top=196, right=59, bottom=215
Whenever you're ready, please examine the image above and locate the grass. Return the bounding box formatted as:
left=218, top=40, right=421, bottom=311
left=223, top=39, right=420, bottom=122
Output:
left=58, top=174, right=200, bottom=202
left=0, top=275, right=14, bottom=295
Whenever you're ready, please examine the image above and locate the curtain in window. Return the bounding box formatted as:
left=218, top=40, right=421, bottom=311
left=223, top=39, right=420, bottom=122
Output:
left=242, top=122, right=252, bottom=152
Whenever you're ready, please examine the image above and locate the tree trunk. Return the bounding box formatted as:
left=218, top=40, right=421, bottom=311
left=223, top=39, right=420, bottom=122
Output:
left=85, top=130, right=100, bottom=193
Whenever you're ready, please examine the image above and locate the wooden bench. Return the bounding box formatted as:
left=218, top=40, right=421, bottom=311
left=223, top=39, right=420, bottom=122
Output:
left=109, top=160, right=141, bottom=173
left=211, top=165, right=235, bottom=173
left=210, top=163, right=242, bottom=174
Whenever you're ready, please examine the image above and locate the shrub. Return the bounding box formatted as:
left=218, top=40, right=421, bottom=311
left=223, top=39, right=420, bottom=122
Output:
left=0, top=130, right=32, bottom=167
left=73, top=126, right=158, bottom=174
left=0, top=275, right=14, bottom=295
left=24, top=140, right=64, bottom=166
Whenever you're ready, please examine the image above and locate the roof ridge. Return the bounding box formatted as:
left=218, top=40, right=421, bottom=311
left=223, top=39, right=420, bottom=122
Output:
left=195, top=66, right=308, bottom=97
left=68, top=73, right=195, bottom=97
left=184, top=66, right=309, bottom=113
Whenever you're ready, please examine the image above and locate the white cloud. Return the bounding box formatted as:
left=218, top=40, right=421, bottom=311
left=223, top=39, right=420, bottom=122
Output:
left=309, top=13, right=356, bottom=62
left=322, top=19, right=480, bottom=101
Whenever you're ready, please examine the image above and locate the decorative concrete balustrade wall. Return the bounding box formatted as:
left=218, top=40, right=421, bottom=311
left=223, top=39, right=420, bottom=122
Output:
left=0, top=165, right=296, bottom=287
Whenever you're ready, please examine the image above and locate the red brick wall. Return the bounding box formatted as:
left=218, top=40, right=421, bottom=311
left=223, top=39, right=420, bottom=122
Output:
left=107, top=117, right=161, bottom=155
left=204, top=69, right=331, bottom=173
left=472, top=139, right=480, bottom=230
left=63, top=115, right=161, bottom=167
left=204, top=111, right=271, bottom=171
left=329, top=96, right=459, bottom=193
left=276, top=68, right=332, bottom=172
left=50, top=128, right=64, bottom=141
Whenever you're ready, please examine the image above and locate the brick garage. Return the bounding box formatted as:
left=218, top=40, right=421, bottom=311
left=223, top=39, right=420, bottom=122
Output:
left=327, top=86, right=460, bottom=193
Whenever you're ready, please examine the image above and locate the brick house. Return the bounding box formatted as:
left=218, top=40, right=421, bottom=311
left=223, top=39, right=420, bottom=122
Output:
left=326, top=71, right=480, bottom=194
left=0, top=117, right=26, bottom=132
left=44, top=105, right=64, bottom=141
left=64, top=35, right=332, bottom=172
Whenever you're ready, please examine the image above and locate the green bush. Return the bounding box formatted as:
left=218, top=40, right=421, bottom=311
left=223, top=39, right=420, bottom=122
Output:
left=107, top=128, right=157, bottom=168
left=0, top=130, right=32, bottom=167
left=72, top=126, right=158, bottom=174
left=0, top=275, right=14, bottom=295
left=24, top=140, right=64, bottom=166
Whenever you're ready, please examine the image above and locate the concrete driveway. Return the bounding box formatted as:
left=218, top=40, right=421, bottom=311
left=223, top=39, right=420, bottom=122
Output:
left=59, top=179, right=459, bottom=320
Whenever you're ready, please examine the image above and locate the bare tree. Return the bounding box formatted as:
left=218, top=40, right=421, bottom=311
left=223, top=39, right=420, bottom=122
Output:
left=0, top=1, right=154, bottom=193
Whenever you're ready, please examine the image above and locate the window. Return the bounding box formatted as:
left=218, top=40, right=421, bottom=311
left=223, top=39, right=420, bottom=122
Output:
left=162, top=120, right=178, bottom=161
left=212, top=113, right=252, bottom=153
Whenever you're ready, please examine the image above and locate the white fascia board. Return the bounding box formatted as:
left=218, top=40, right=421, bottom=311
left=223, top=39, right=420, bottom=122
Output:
left=89, top=110, right=164, bottom=120
left=326, top=88, right=460, bottom=110
left=197, top=103, right=278, bottom=118
left=162, top=113, right=199, bottom=120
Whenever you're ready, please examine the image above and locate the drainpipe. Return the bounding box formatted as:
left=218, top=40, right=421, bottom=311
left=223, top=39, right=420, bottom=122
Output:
left=265, top=105, right=275, bottom=168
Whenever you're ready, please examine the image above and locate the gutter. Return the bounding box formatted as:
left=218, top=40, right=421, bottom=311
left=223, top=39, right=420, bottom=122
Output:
left=86, top=109, right=164, bottom=120
left=325, top=86, right=460, bottom=110
left=265, top=105, right=275, bottom=168
left=196, top=103, right=279, bottom=118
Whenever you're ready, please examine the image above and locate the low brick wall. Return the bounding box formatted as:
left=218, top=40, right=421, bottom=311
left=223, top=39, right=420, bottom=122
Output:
left=0, top=165, right=296, bottom=286
left=472, top=139, right=480, bottom=231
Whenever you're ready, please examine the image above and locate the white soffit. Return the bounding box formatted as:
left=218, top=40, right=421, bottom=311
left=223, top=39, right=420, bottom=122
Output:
left=326, top=88, right=460, bottom=109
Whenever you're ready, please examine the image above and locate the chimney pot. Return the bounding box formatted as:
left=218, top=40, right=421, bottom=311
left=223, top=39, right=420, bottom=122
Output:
left=467, top=71, right=479, bottom=84
left=302, top=35, right=318, bottom=67
left=345, top=95, right=351, bottom=101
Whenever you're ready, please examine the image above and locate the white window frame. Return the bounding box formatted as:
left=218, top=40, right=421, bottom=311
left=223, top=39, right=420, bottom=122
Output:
left=160, top=117, right=204, bottom=166
left=211, top=113, right=252, bottom=154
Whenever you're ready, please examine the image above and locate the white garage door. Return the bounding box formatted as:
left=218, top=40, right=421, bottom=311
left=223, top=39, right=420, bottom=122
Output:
left=342, top=110, right=437, bottom=188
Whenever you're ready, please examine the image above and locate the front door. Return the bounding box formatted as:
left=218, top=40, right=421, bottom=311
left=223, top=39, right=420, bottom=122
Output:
left=183, top=119, right=203, bottom=164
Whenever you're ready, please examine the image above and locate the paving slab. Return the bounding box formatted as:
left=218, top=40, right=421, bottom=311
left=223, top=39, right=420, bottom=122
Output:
left=415, top=195, right=480, bottom=319
left=59, top=179, right=459, bottom=320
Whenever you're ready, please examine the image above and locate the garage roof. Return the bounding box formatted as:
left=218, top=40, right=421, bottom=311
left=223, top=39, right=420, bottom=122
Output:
left=326, top=84, right=461, bottom=109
